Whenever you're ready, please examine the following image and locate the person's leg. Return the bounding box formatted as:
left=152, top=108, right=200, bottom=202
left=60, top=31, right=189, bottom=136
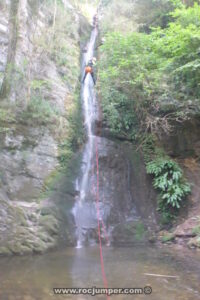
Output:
left=82, top=72, right=87, bottom=83
left=91, top=72, right=96, bottom=85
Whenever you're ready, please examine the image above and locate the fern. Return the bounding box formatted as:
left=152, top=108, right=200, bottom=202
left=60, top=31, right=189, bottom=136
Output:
left=146, top=157, right=190, bottom=209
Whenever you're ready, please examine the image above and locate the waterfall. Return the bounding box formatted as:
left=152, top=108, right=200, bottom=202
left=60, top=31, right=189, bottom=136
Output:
left=72, top=27, right=99, bottom=248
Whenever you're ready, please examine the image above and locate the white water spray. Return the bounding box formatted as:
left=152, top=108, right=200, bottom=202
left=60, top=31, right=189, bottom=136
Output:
left=73, top=27, right=98, bottom=248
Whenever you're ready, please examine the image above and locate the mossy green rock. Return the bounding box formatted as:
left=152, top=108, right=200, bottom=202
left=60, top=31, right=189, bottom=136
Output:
left=39, top=215, right=59, bottom=235
left=40, top=206, right=54, bottom=216
left=14, top=207, right=28, bottom=226
left=112, top=221, right=147, bottom=244
left=32, top=240, right=48, bottom=254
left=7, top=242, right=32, bottom=255
left=161, top=233, right=175, bottom=243
left=0, top=246, right=12, bottom=255
left=187, top=237, right=200, bottom=249
left=37, top=231, right=55, bottom=244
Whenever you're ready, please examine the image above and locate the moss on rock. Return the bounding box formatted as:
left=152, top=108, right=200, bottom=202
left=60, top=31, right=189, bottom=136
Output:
left=187, top=237, right=200, bottom=249
left=39, top=215, right=59, bottom=235
left=0, top=246, right=12, bottom=255
left=161, top=233, right=175, bottom=243
left=112, top=221, right=147, bottom=244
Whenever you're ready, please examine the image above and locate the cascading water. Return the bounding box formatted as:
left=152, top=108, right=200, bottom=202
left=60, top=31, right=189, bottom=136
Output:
left=72, top=26, right=100, bottom=248
left=72, top=16, right=158, bottom=249
left=79, top=28, right=97, bottom=202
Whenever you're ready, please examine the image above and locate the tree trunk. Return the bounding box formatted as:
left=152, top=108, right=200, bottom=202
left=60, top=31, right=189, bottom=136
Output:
left=0, top=0, right=19, bottom=100
left=53, top=0, right=57, bottom=34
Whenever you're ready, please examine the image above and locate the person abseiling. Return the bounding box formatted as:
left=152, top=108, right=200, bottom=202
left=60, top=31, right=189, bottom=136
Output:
left=93, top=14, right=98, bottom=28
left=82, top=57, right=96, bottom=85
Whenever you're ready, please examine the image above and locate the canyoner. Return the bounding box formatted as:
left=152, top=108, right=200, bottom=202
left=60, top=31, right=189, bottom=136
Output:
left=72, top=11, right=110, bottom=295
left=0, top=1, right=200, bottom=300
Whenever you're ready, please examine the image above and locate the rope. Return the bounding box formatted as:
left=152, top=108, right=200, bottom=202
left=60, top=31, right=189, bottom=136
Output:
left=91, top=151, right=109, bottom=245
left=95, top=138, right=110, bottom=300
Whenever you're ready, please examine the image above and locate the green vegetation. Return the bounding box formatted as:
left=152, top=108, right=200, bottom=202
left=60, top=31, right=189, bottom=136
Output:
left=71, top=0, right=99, bottom=20
left=113, top=221, right=147, bottom=243
left=161, top=233, right=175, bottom=243
left=134, top=222, right=146, bottom=241
left=31, top=79, right=51, bottom=92
left=21, top=1, right=83, bottom=136
left=195, top=237, right=200, bottom=247
left=0, top=108, right=15, bottom=124
left=99, top=0, right=183, bottom=34
left=0, top=0, right=85, bottom=196
left=146, top=157, right=191, bottom=209
left=35, top=1, right=80, bottom=88
left=58, top=88, right=84, bottom=170
left=99, top=3, right=200, bottom=139
left=192, top=225, right=200, bottom=236
left=98, top=0, right=197, bottom=219
left=142, top=136, right=191, bottom=222
left=40, top=88, right=84, bottom=198
left=42, top=169, right=62, bottom=197
left=21, top=96, right=59, bottom=125
left=0, top=107, right=16, bottom=133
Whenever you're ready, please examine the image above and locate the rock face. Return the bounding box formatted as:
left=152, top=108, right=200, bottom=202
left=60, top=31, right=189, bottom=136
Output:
left=0, top=0, right=90, bottom=255
left=73, top=134, right=159, bottom=246
left=112, top=221, right=148, bottom=245
left=160, top=118, right=200, bottom=158
left=99, top=138, right=159, bottom=242
left=0, top=128, right=60, bottom=255
left=0, top=2, right=9, bottom=85
left=95, top=138, right=158, bottom=232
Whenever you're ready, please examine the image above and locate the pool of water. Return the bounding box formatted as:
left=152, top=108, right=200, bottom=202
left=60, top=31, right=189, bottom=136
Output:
left=0, top=245, right=200, bottom=300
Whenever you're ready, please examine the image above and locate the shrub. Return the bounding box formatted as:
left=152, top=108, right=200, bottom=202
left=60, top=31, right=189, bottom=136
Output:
left=98, top=3, right=200, bottom=138
left=22, top=97, right=58, bottom=125
left=146, top=157, right=191, bottom=209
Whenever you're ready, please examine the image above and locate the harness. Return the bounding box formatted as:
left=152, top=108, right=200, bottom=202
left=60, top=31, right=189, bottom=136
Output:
left=85, top=66, right=92, bottom=74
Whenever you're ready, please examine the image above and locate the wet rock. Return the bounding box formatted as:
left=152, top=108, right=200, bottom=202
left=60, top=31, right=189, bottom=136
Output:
left=112, top=221, right=147, bottom=244
left=160, top=117, right=200, bottom=158
left=174, top=217, right=199, bottom=238
left=14, top=207, right=28, bottom=226
left=73, top=134, right=159, bottom=245
left=25, top=133, right=58, bottom=180
left=148, top=234, right=157, bottom=243
left=0, top=6, right=9, bottom=89
left=0, top=246, right=12, bottom=255
left=161, top=233, right=175, bottom=243
left=40, top=206, right=55, bottom=216
left=0, top=0, right=90, bottom=255
left=5, top=134, right=24, bottom=150
left=32, top=240, right=48, bottom=254
left=187, top=237, right=200, bottom=249
left=37, top=232, right=55, bottom=244
left=7, top=242, right=32, bottom=255
left=39, top=215, right=59, bottom=235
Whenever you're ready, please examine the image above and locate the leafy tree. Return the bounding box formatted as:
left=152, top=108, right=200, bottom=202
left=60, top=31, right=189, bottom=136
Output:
left=98, top=1, right=197, bottom=216
left=99, top=2, right=200, bottom=139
